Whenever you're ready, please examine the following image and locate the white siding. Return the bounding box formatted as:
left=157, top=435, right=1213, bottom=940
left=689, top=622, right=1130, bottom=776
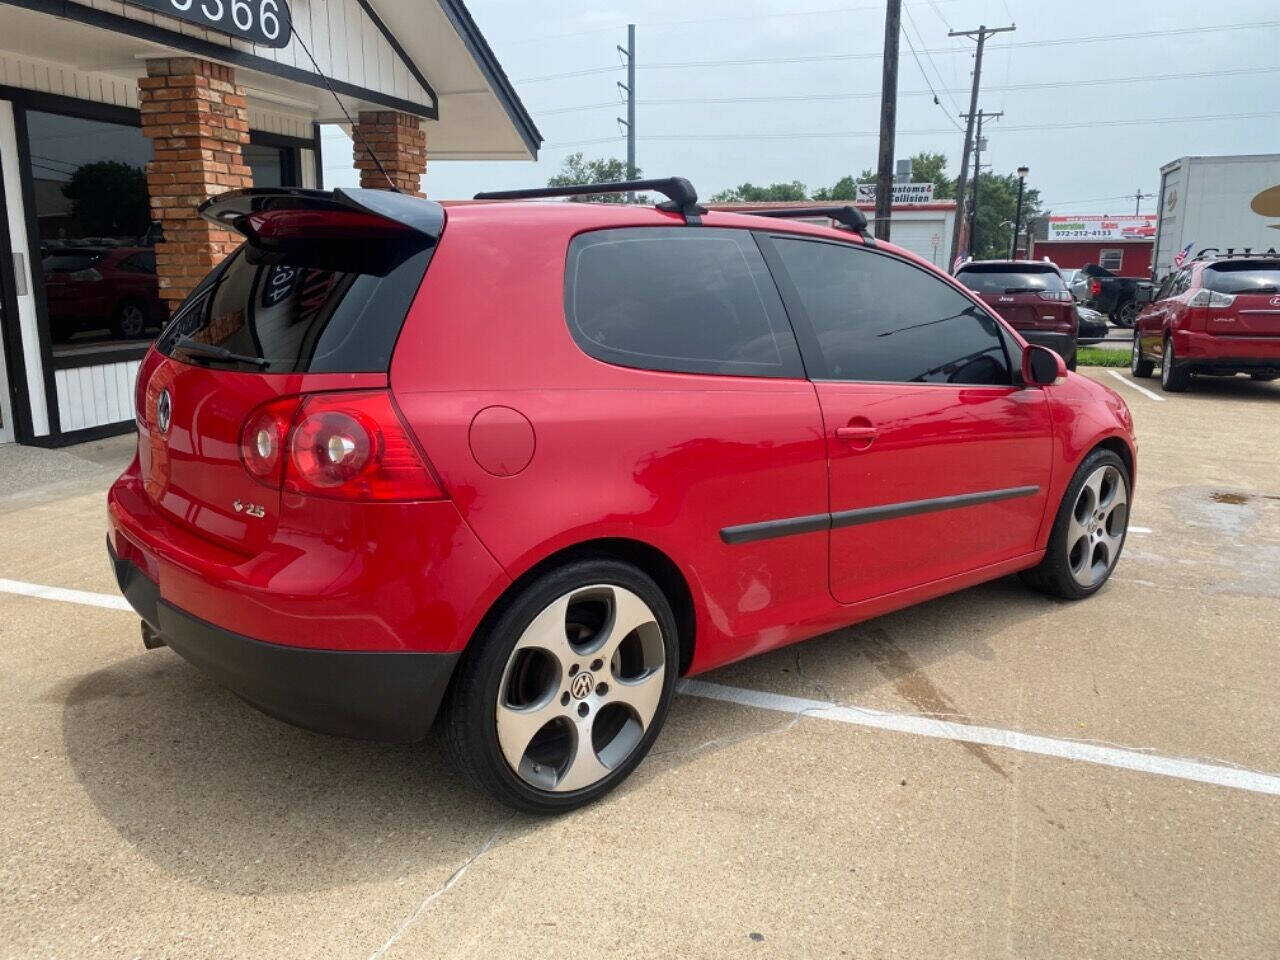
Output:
left=247, top=104, right=312, bottom=139
left=0, top=51, right=138, bottom=108
left=55, top=360, right=141, bottom=432
left=61, top=0, right=434, bottom=112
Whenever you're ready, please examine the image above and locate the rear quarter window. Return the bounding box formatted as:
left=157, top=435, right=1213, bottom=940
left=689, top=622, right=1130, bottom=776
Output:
left=564, top=227, right=804, bottom=378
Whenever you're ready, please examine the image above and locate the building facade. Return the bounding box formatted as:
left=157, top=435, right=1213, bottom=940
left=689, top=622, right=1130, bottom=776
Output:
left=1028, top=214, right=1155, bottom=279
left=0, top=0, right=538, bottom=446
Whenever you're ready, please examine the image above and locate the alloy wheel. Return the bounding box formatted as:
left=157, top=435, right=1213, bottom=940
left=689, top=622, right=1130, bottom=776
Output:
left=1066, top=464, right=1128, bottom=589
left=1131, top=335, right=1141, bottom=374
left=119, top=305, right=147, bottom=338
left=1162, top=340, right=1173, bottom=387
left=495, top=584, right=666, bottom=793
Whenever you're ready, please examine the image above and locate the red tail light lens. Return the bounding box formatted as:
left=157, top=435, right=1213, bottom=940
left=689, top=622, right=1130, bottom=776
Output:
left=284, top=391, right=444, bottom=501
left=1090, top=279, right=1102, bottom=297
left=240, top=396, right=303, bottom=487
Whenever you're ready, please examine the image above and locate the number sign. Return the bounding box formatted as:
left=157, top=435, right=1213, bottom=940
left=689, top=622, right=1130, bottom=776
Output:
left=126, top=0, right=291, bottom=48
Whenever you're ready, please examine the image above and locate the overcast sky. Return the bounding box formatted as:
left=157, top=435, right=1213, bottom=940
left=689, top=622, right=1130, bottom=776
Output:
left=323, top=0, right=1280, bottom=215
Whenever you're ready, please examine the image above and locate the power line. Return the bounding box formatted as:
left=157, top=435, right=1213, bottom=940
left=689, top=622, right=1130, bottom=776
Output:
left=899, top=10, right=964, bottom=131
left=515, top=19, right=1280, bottom=81
left=530, top=64, right=1280, bottom=116
left=543, top=110, right=1280, bottom=149
left=496, top=0, right=963, bottom=47
left=903, top=2, right=963, bottom=114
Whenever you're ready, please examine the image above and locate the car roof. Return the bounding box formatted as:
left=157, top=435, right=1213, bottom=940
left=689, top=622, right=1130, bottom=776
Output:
left=439, top=200, right=943, bottom=274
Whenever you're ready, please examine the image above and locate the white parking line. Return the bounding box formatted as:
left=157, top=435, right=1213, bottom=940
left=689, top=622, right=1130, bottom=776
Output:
left=0, top=578, right=132, bottom=611
left=680, top=680, right=1280, bottom=797
left=4, top=577, right=1276, bottom=797
left=1129, top=526, right=1153, bottom=534
left=1107, top=369, right=1166, bottom=402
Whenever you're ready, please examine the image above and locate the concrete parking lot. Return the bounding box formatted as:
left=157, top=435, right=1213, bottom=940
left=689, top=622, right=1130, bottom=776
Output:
left=1, top=370, right=1278, bottom=959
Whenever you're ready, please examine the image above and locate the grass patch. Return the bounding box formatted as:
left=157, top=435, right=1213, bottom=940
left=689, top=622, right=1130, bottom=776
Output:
left=1076, top=346, right=1129, bottom=368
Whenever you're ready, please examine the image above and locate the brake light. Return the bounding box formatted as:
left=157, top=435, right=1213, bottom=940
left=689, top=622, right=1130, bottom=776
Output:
left=1037, top=290, right=1072, bottom=302
left=284, top=391, right=443, bottom=501
left=243, top=209, right=410, bottom=242
left=1090, top=279, right=1102, bottom=297
left=1189, top=289, right=1236, bottom=309
left=240, top=396, right=302, bottom=487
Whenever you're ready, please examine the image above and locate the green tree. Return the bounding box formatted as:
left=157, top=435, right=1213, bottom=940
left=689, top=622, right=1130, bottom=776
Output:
left=546, top=152, right=641, bottom=202
left=970, top=170, right=1041, bottom=260
left=61, top=161, right=150, bottom=238
left=709, top=181, right=808, bottom=203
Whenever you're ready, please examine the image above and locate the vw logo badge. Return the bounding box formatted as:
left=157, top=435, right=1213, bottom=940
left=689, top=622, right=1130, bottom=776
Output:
left=156, top=388, right=172, bottom=435
left=1270, top=295, right=1280, bottom=307
left=570, top=671, right=595, bottom=700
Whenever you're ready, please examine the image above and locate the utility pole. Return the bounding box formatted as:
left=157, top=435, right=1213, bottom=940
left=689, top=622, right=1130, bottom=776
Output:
left=617, top=24, right=636, bottom=200
left=1131, top=189, right=1146, bottom=215
left=946, top=23, right=1015, bottom=270
left=874, top=0, right=902, bottom=242
left=1010, top=165, right=1028, bottom=259
left=962, top=108, right=1001, bottom=257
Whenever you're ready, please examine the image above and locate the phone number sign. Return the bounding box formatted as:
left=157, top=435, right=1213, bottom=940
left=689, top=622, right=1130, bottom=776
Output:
left=126, top=0, right=291, bottom=48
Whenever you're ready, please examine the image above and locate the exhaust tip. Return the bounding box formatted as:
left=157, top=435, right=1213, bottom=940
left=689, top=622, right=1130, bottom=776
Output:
left=141, top=621, right=166, bottom=650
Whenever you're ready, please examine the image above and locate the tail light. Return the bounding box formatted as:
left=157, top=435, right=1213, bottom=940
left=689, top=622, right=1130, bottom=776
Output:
left=1037, top=290, right=1072, bottom=302
left=1189, top=289, right=1236, bottom=309
left=239, top=390, right=444, bottom=501
left=1090, top=279, right=1102, bottom=297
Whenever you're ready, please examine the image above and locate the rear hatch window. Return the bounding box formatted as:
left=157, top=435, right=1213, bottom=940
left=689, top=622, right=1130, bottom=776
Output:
left=156, top=242, right=433, bottom=374
left=1203, top=263, right=1280, bottom=295
left=955, top=265, right=1066, bottom=295
left=43, top=252, right=106, bottom=272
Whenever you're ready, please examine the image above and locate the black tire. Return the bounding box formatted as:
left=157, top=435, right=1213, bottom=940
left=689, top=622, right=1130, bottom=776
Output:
left=1115, top=300, right=1140, bottom=327
left=1020, top=447, right=1130, bottom=601
left=444, top=558, right=680, bottom=814
left=1130, top=332, right=1154, bottom=378
left=1066, top=355, right=1077, bottom=372
left=111, top=298, right=149, bottom=339
left=1160, top=338, right=1191, bottom=392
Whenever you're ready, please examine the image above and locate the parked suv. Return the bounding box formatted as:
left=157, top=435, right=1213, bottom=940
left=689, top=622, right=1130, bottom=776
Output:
left=954, top=260, right=1079, bottom=369
left=1131, top=256, right=1280, bottom=391
left=108, top=184, right=1137, bottom=812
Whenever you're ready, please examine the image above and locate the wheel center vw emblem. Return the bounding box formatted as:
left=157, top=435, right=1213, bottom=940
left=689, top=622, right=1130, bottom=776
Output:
left=1270, top=295, right=1280, bottom=306
left=570, top=671, right=595, bottom=700
left=156, top=389, right=172, bottom=435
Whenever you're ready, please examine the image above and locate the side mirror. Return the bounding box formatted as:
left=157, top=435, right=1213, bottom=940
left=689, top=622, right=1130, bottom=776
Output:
left=1022, top=344, right=1066, bottom=386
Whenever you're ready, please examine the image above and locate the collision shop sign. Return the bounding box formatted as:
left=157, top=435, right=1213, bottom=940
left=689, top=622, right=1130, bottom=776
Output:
left=855, top=182, right=935, bottom=204
left=1046, top=214, right=1156, bottom=241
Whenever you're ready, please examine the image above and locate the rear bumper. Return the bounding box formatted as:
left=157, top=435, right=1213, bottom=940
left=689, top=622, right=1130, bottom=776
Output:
left=110, top=539, right=458, bottom=742
left=1174, top=331, right=1280, bottom=369
left=1022, top=330, right=1077, bottom=363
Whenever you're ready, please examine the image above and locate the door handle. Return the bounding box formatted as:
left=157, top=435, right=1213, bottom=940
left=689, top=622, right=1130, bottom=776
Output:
left=835, top=426, right=878, bottom=441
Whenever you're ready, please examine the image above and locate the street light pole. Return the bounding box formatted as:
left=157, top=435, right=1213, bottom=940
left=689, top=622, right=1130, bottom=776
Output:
left=1011, top=165, right=1028, bottom=259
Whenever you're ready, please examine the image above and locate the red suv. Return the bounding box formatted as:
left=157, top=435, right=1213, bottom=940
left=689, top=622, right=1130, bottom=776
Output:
left=953, top=260, right=1078, bottom=369
left=1132, top=256, right=1280, bottom=391
left=107, top=183, right=1136, bottom=812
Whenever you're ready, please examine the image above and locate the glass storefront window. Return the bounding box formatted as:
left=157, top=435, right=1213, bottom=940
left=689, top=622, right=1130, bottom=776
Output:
left=244, top=142, right=290, bottom=188
left=26, top=110, right=166, bottom=358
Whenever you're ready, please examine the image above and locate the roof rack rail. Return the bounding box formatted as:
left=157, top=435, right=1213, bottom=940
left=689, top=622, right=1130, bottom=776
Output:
left=473, top=177, right=705, bottom=223
left=744, top=205, right=875, bottom=245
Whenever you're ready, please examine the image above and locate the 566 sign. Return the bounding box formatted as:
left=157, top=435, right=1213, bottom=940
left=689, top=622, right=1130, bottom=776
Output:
left=127, top=0, right=291, bottom=48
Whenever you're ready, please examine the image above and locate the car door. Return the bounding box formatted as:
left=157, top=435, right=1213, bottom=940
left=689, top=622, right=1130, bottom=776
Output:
left=1138, top=270, right=1184, bottom=356
left=759, top=233, right=1055, bottom=605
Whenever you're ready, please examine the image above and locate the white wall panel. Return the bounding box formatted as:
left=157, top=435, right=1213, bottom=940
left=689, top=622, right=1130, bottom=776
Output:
left=54, top=360, right=140, bottom=432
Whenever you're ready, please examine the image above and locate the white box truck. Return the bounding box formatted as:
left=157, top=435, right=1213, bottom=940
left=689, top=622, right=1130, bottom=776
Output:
left=1153, top=154, right=1280, bottom=277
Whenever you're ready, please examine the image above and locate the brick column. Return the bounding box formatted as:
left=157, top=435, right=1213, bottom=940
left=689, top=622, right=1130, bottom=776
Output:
left=138, top=58, right=253, bottom=312
left=352, top=111, right=426, bottom=195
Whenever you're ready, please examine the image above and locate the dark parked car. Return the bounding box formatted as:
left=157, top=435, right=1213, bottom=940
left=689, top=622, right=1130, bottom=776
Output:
left=1074, top=304, right=1110, bottom=345
left=954, top=260, right=1078, bottom=369
left=1071, top=263, right=1144, bottom=327
left=42, top=246, right=168, bottom=341
left=109, top=184, right=1136, bottom=812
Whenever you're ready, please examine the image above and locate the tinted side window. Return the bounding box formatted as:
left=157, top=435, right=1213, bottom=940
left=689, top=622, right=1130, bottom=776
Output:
left=772, top=237, right=1012, bottom=385
left=565, top=228, right=803, bottom=378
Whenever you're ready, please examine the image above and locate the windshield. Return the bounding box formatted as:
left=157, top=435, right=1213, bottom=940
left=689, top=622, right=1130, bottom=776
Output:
left=955, top=266, right=1066, bottom=294
left=43, top=253, right=106, bottom=272
left=1203, top=263, right=1280, bottom=295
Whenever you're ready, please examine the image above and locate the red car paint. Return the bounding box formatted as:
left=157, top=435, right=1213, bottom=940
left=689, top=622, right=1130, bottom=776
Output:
left=108, top=200, right=1136, bottom=711
left=1135, top=257, right=1280, bottom=375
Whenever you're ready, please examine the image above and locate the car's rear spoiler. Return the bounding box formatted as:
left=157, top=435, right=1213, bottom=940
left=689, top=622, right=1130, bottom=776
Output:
left=197, top=187, right=445, bottom=244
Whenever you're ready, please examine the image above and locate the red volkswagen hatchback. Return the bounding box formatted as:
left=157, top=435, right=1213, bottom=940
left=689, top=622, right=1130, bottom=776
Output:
left=108, top=182, right=1137, bottom=812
